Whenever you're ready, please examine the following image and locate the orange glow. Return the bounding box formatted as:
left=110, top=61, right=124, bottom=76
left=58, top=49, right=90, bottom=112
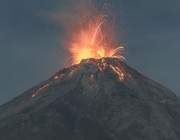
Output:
left=65, top=2, right=125, bottom=65
left=54, top=76, right=59, bottom=79
left=109, top=65, right=124, bottom=81
left=31, top=84, right=49, bottom=98
left=96, top=58, right=125, bottom=81
left=89, top=74, right=94, bottom=84
left=69, top=69, right=75, bottom=77
left=98, top=58, right=107, bottom=73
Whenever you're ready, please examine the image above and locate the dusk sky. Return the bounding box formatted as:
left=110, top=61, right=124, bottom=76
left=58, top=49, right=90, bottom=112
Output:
left=0, top=0, right=180, bottom=105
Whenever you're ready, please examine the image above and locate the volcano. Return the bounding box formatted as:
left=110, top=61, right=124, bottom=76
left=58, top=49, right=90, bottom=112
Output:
left=0, top=58, right=180, bottom=140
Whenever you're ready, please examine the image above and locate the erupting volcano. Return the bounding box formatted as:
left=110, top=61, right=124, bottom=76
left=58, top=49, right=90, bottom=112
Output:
left=0, top=1, right=180, bottom=140
left=64, top=1, right=124, bottom=65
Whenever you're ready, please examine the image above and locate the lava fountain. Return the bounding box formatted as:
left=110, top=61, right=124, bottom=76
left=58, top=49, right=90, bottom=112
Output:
left=64, top=1, right=125, bottom=65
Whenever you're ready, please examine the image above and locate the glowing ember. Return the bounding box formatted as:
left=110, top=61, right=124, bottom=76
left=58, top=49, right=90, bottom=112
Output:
left=89, top=74, right=94, bottom=84
left=98, top=58, right=108, bottom=73
left=109, top=65, right=124, bottom=81
left=31, top=84, right=49, bottom=98
left=69, top=69, right=76, bottom=77
left=65, top=1, right=125, bottom=65
left=54, top=76, right=59, bottom=79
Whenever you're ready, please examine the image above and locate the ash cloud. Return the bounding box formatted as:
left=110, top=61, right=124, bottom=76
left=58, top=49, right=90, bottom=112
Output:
left=40, top=0, right=89, bottom=28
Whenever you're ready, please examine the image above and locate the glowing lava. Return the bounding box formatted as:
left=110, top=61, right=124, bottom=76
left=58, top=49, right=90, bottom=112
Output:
left=54, top=76, right=59, bottom=79
left=31, top=84, right=49, bottom=98
left=65, top=2, right=125, bottom=65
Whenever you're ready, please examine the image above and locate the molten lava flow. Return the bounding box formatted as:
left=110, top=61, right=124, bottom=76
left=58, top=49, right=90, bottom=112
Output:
left=65, top=2, right=125, bottom=65
left=31, top=84, right=49, bottom=98
left=54, top=76, right=59, bottom=79
left=109, top=65, right=124, bottom=81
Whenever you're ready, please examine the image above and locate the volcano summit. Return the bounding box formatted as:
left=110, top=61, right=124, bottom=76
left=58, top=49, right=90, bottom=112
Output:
left=0, top=58, right=180, bottom=140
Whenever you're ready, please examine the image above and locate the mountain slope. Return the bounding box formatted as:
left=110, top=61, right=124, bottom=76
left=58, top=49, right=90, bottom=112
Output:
left=0, top=58, right=180, bottom=140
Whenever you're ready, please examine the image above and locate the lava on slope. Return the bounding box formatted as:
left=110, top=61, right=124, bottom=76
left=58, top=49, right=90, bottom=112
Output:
left=0, top=58, right=180, bottom=140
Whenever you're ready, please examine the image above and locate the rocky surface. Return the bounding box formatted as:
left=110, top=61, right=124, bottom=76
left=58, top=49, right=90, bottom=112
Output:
left=0, top=58, right=180, bottom=140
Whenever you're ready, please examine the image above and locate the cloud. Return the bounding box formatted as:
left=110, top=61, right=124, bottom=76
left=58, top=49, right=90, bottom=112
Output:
left=39, top=0, right=90, bottom=28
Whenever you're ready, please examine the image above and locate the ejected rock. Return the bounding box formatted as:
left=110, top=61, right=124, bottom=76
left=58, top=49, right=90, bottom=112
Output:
left=0, top=58, right=180, bottom=140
